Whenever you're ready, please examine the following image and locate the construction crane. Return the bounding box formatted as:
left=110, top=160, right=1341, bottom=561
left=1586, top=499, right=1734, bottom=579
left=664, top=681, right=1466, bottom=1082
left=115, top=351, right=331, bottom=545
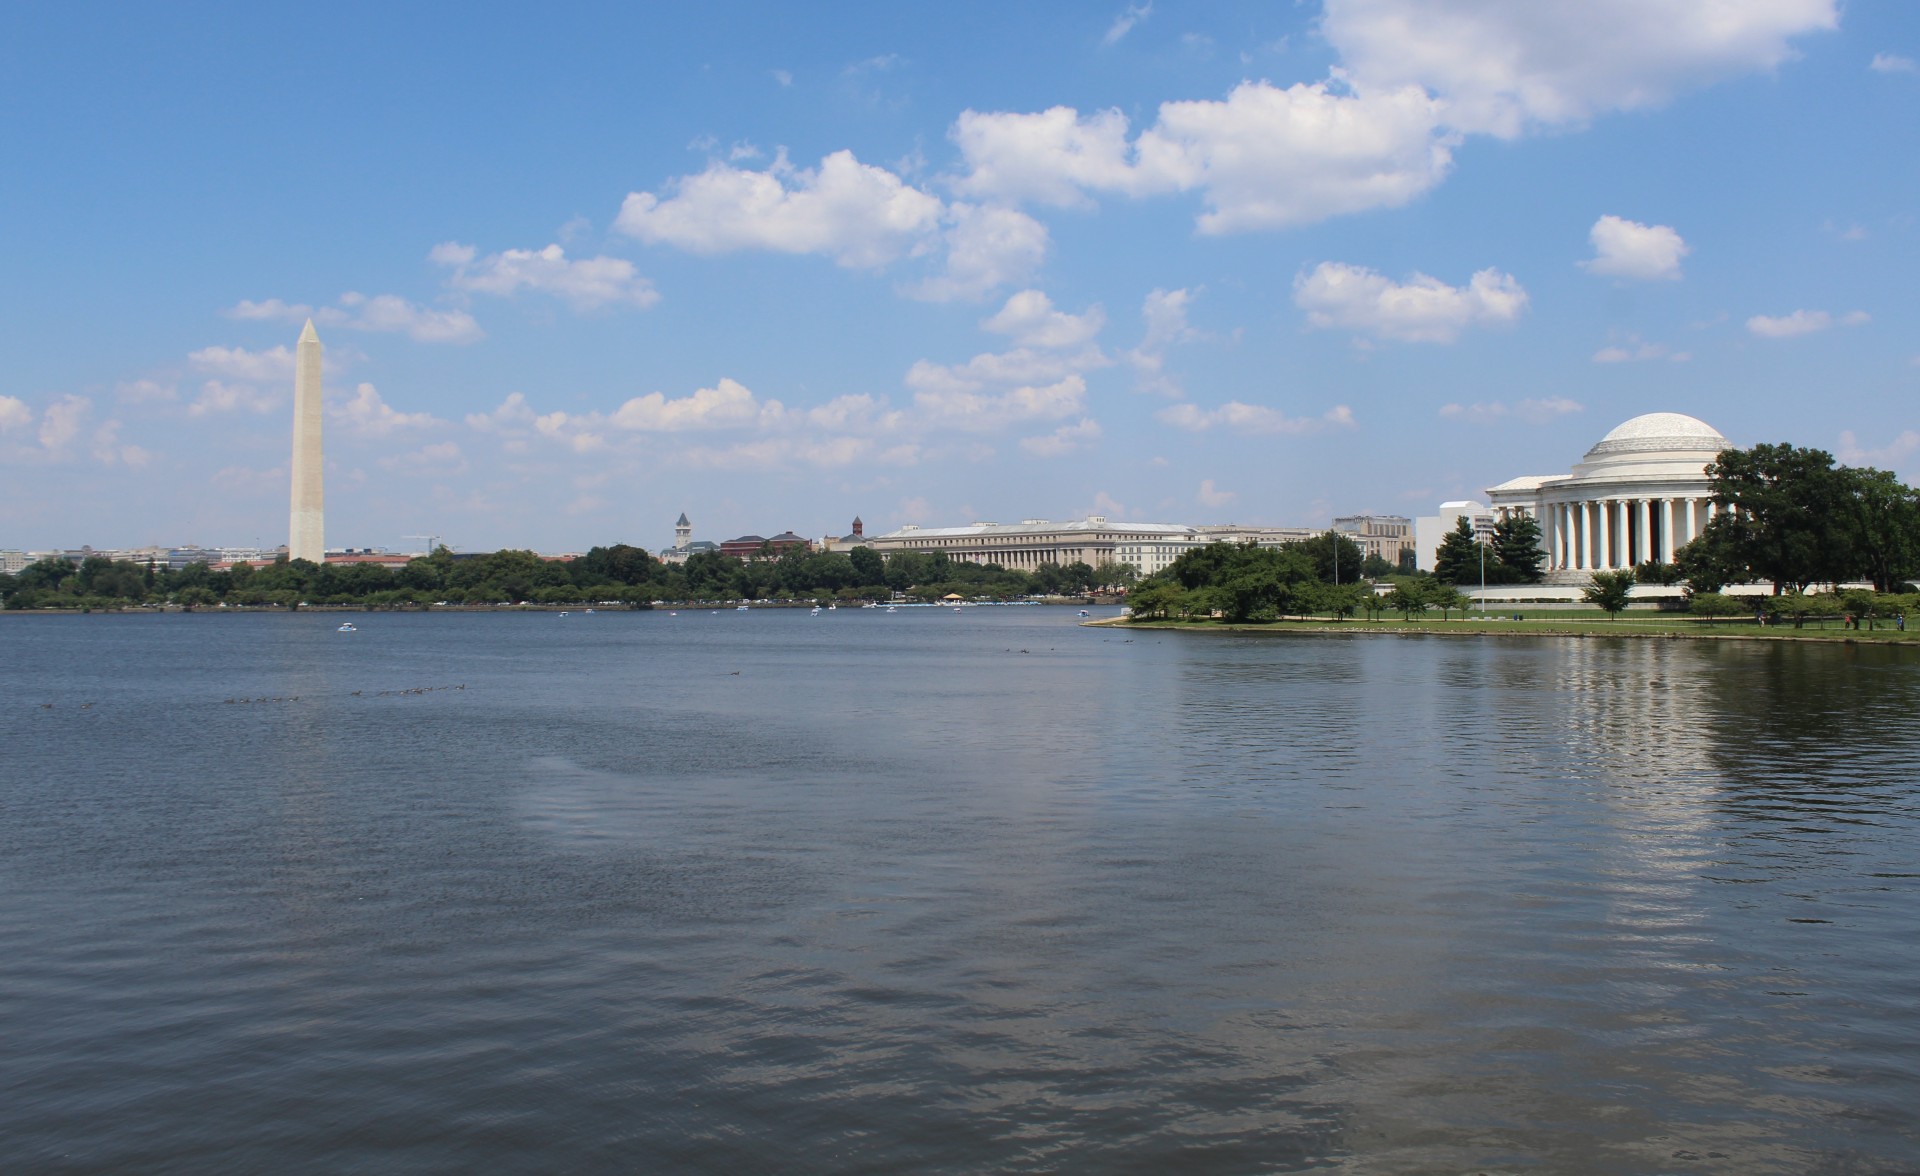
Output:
left=403, top=534, right=442, bottom=558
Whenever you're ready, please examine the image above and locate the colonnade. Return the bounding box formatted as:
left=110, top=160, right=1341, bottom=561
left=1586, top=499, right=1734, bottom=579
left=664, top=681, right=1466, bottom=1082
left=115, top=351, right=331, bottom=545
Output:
left=1533, top=496, right=1719, bottom=572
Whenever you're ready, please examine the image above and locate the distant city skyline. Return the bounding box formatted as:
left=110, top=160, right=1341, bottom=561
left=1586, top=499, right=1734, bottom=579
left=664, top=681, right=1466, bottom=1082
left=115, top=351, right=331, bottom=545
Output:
left=2, top=1, right=1916, bottom=551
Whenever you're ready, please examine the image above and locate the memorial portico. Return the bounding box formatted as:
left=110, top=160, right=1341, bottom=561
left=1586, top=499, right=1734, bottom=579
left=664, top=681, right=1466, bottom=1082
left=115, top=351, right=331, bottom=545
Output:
left=1485, top=413, right=1730, bottom=585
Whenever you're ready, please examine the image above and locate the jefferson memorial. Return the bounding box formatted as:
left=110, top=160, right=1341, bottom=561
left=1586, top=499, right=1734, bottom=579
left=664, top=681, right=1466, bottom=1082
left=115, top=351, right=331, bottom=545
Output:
left=1485, top=412, right=1731, bottom=585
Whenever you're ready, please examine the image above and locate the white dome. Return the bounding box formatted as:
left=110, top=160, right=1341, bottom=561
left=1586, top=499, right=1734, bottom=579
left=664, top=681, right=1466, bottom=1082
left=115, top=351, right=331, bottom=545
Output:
left=1584, top=412, right=1727, bottom=460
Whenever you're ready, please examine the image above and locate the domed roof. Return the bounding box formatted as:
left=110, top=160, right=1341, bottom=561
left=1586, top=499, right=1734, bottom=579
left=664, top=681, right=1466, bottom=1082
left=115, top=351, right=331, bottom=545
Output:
left=1584, top=412, right=1727, bottom=460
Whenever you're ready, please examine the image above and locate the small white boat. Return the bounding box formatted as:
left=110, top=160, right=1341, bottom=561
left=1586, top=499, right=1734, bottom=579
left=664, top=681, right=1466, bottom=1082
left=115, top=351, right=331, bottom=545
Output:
left=669, top=611, right=677, bottom=616
left=736, top=605, right=749, bottom=611
left=810, top=606, right=822, bottom=616
left=584, top=609, right=595, bottom=614
left=1077, top=609, right=1089, bottom=617
left=827, top=603, right=837, bottom=611
left=953, top=606, right=963, bottom=613
left=886, top=605, right=897, bottom=613
left=337, top=622, right=357, bottom=632
left=557, top=611, right=569, bottom=618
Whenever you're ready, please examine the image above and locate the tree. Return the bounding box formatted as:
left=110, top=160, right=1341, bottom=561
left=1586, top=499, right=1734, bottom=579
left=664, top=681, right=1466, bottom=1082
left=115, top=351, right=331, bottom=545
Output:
left=1432, top=517, right=1484, bottom=585
left=1359, top=553, right=1397, bottom=579
left=1125, top=582, right=1185, bottom=621
left=1385, top=579, right=1431, bottom=620
left=1428, top=583, right=1472, bottom=620
left=1687, top=592, right=1741, bottom=624
left=1634, top=560, right=1684, bottom=586
left=848, top=546, right=886, bottom=587
left=1492, top=513, right=1546, bottom=583
left=1674, top=525, right=1742, bottom=595
left=1707, top=443, right=1856, bottom=593
left=1583, top=570, right=1636, bottom=620
left=1294, top=531, right=1365, bottom=584
left=1838, top=466, right=1920, bottom=593
left=1314, top=582, right=1367, bottom=621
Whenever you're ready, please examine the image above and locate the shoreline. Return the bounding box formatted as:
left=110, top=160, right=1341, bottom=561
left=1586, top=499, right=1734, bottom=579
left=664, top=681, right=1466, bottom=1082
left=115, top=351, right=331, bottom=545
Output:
left=1085, top=615, right=1918, bottom=646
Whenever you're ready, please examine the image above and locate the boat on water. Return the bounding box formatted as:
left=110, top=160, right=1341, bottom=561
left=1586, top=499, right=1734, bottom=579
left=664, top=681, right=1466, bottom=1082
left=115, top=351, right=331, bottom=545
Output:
left=810, top=606, right=822, bottom=616
left=886, top=605, right=897, bottom=613
left=337, top=622, right=357, bottom=632
left=558, top=611, right=569, bottom=618
left=1077, top=609, right=1089, bottom=617
left=736, top=605, right=749, bottom=611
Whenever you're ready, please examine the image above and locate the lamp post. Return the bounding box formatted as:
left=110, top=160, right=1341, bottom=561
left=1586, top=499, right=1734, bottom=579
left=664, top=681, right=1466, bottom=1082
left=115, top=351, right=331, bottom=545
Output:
left=1478, top=529, right=1486, bottom=614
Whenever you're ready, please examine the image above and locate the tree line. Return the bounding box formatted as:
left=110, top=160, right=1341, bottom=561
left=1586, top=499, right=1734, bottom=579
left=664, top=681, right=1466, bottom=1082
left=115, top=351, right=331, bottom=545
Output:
left=1125, top=532, right=1479, bottom=623
left=0, top=543, right=1142, bottom=610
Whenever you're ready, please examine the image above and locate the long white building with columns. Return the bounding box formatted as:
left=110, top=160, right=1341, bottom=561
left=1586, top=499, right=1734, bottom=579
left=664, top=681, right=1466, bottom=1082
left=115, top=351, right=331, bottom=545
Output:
left=1485, top=412, right=1730, bottom=585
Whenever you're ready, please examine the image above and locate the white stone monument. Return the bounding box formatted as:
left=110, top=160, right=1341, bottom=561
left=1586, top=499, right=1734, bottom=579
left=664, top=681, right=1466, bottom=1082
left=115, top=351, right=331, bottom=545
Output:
left=288, top=320, right=325, bottom=563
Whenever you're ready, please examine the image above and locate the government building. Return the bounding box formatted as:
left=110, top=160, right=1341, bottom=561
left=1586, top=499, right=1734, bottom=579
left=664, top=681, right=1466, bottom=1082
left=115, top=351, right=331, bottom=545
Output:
left=1482, top=412, right=1730, bottom=585
left=867, top=517, right=1315, bottom=576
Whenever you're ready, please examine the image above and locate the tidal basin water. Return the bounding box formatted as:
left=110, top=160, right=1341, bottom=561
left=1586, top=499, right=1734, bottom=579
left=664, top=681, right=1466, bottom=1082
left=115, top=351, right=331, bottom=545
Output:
left=4, top=609, right=1918, bottom=1173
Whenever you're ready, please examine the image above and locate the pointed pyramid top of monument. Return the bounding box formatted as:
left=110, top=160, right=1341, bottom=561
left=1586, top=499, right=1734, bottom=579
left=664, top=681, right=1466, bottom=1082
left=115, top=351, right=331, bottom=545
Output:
left=299, top=318, right=320, bottom=343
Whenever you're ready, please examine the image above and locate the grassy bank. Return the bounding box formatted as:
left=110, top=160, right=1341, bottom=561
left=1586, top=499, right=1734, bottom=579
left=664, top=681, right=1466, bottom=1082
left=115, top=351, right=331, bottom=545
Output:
left=1090, top=612, right=1920, bottom=644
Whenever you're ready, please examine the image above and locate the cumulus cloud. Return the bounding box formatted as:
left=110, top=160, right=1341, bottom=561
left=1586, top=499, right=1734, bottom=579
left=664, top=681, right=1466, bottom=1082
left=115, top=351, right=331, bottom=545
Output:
left=380, top=441, right=468, bottom=475
left=1321, top=0, right=1839, bottom=138
left=0, top=396, right=34, bottom=431
left=1581, top=215, right=1689, bottom=280
left=332, top=383, right=438, bottom=437
left=1198, top=478, right=1236, bottom=508
left=431, top=241, right=660, bottom=310
left=1156, top=401, right=1356, bottom=434
left=1438, top=397, right=1582, bottom=424
left=116, top=378, right=177, bottom=404
left=223, top=294, right=483, bottom=343
left=1103, top=2, right=1151, bottom=46
left=1591, top=339, right=1690, bottom=363
left=906, top=203, right=1049, bottom=301
left=1126, top=287, right=1201, bottom=395
left=607, top=378, right=785, bottom=431
left=951, top=81, right=1455, bottom=232
left=466, top=392, right=536, bottom=434
left=981, top=289, right=1106, bottom=349
left=1020, top=417, right=1102, bottom=457
left=905, top=345, right=1108, bottom=398
left=189, top=344, right=296, bottom=383
left=914, top=375, right=1087, bottom=430
left=1837, top=429, right=1920, bottom=471
left=38, top=395, right=90, bottom=453
left=1294, top=262, right=1528, bottom=342
left=1870, top=52, right=1917, bottom=74
left=616, top=148, right=944, bottom=269
left=1746, top=309, right=1870, bottom=337
left=189, top=380, right=278, bottom=416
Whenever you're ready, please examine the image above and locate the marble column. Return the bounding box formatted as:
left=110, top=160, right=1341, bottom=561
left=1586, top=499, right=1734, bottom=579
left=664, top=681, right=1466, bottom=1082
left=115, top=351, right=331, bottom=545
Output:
left=1595, top=501, right=1610, bottom=569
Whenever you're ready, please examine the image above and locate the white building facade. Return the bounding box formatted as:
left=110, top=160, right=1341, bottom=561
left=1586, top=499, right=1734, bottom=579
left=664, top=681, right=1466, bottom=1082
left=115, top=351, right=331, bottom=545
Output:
left=1484, top=412, right=1730, bottom=585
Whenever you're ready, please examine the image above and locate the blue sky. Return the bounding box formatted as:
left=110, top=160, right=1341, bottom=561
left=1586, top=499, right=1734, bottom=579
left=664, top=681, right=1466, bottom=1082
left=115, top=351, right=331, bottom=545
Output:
left=2, top=1, right=1916, bottom=552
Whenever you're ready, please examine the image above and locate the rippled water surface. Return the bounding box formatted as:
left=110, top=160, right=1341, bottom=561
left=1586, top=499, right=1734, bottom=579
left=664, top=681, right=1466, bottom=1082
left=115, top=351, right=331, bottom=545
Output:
left=4, top=609, right=1918, bottom=1173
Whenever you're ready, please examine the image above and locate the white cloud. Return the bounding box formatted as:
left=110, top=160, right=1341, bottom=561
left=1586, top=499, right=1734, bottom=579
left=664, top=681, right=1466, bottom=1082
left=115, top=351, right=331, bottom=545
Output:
left=332, top=293, right=484, bottom=344
left=1020, top=417, right=1102, bottom=457
left=116, top=378, right=177, bottom=404
left=432, top=242, right=660, bottom=310
left=1581, top=215, right=1689, bottom=280
left=951, top=81, right=1454, bottom=232
left=1126, top=287, right=1201, bottom=394
left=332, top=383, right=437, bottom=437
left=771, top=68, right=794, bottom=87
left=914, top=375, right=1087, bottom=430
left=466, top=392, right=536, bottom=433
left=38, top=395, right=89, bottom=453
left=1321, top=0, right=1840, bottom=138
left=905, top=345, right=1108, bottom=398
left=981, top=289, right=1106, bottom=349
left=380, top=441, right=468, bottom=475
left=1746, top=308, right=1869, bottom=338
left=223, top=294, right=483, bottom=343
left=1837, top=429, right=1920, bottom=470
left=1294, top=262, right=1528, bottom=342
left=1198, top=479, right=1236, bottom=508
left=1103, top=2, right=1151, bottom=46
left=907, top=203, right=1050, bottom=301
left=1870, top=53, right=1917, bottom=74
left=189, top=380, right=278, bottom=416
left=189, top=344, right=296, bottom=382
left=1438, top=397, right=1582, bottom=424
left=90, top=420, right=151, bottom=468
left=225, top=298, right=315, bottom=321
left=0, top=396, right=33, bottom=431
left=607, top=378, right=784, bottom=431
left=1591, top=338, right=1690, bottom=363
left=615, top=148, right=945, bottom=269
left=1157, top=401, right=1356, bottom=435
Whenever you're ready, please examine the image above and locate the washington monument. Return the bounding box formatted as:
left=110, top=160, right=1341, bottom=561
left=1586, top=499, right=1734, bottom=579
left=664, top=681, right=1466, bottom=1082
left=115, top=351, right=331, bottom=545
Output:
left=289, top=319, right=324, bottom=563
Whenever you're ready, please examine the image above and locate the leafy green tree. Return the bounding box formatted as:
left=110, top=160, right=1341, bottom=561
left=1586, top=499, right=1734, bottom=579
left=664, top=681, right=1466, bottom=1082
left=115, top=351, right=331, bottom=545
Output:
left=1707, top=443, right=1855, bottom=593
left=16, top=556, right=75, bottom=593
left=1314, top=582, right=1366, bottom=620
left=1687, top=592, right=1740, bottom=624
left=1673, top=527, right=1742, bottom=594
left=1061, top=561, right=1096, bottom=594
left=1634, top=560, right=1684, bottom=586
left=1432, top=517, right=1485, bottom=585
left=1359, top=553, right=1397, bottom=579
left=849, top=546, right=886, bottom=587
left=1583, top=570, right=1637, bottom=620
left=1385, top=580, right=1430, bottom=620
left=1293, top=531, right=1366, bottom=584
left=1427, top=583, right=1472, bottom=620
left=1837, top=466, right=1920, bottom=592
left=1126, top=581, right=1185, bottom=621
left=1492, top=513, right=1546, bottom=583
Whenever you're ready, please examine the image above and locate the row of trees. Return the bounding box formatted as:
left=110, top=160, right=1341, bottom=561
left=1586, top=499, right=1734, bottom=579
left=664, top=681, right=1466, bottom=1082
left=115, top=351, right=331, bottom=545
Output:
left=0, top=544, right=1145, bottom=610
left=1432, top=514, right=1545, bottom=585
left=1125, top=537, right=1476, bottom=623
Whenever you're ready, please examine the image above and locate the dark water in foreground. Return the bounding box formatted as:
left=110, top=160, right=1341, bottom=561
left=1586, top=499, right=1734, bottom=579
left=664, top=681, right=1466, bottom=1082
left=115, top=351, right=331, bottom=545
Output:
left=3, top=608, right=1918, bottom=1173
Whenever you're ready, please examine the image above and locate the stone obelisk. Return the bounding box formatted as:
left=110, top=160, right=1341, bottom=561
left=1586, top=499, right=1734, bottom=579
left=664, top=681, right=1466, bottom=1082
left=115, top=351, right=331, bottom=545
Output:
left=288, top=319, right=325, bottom=563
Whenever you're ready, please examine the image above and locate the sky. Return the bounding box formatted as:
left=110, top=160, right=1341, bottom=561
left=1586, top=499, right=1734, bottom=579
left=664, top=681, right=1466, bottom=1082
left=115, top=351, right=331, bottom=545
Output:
left=2, top=0, right=1917, bottom=553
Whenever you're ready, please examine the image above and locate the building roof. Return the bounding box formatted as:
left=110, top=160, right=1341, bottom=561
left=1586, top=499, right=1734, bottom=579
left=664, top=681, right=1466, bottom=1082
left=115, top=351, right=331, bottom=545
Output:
left=876, top=517, right=1196, bottom=540
left=676, top=512, right=690, bottom=526
left=766, top=531, right=807, bottom=544
left=1485, top=474, right=1568, bottom=493
left=724, top=534, right=767, bottom=545
left=1584, top=412, right=1728, bottom=459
